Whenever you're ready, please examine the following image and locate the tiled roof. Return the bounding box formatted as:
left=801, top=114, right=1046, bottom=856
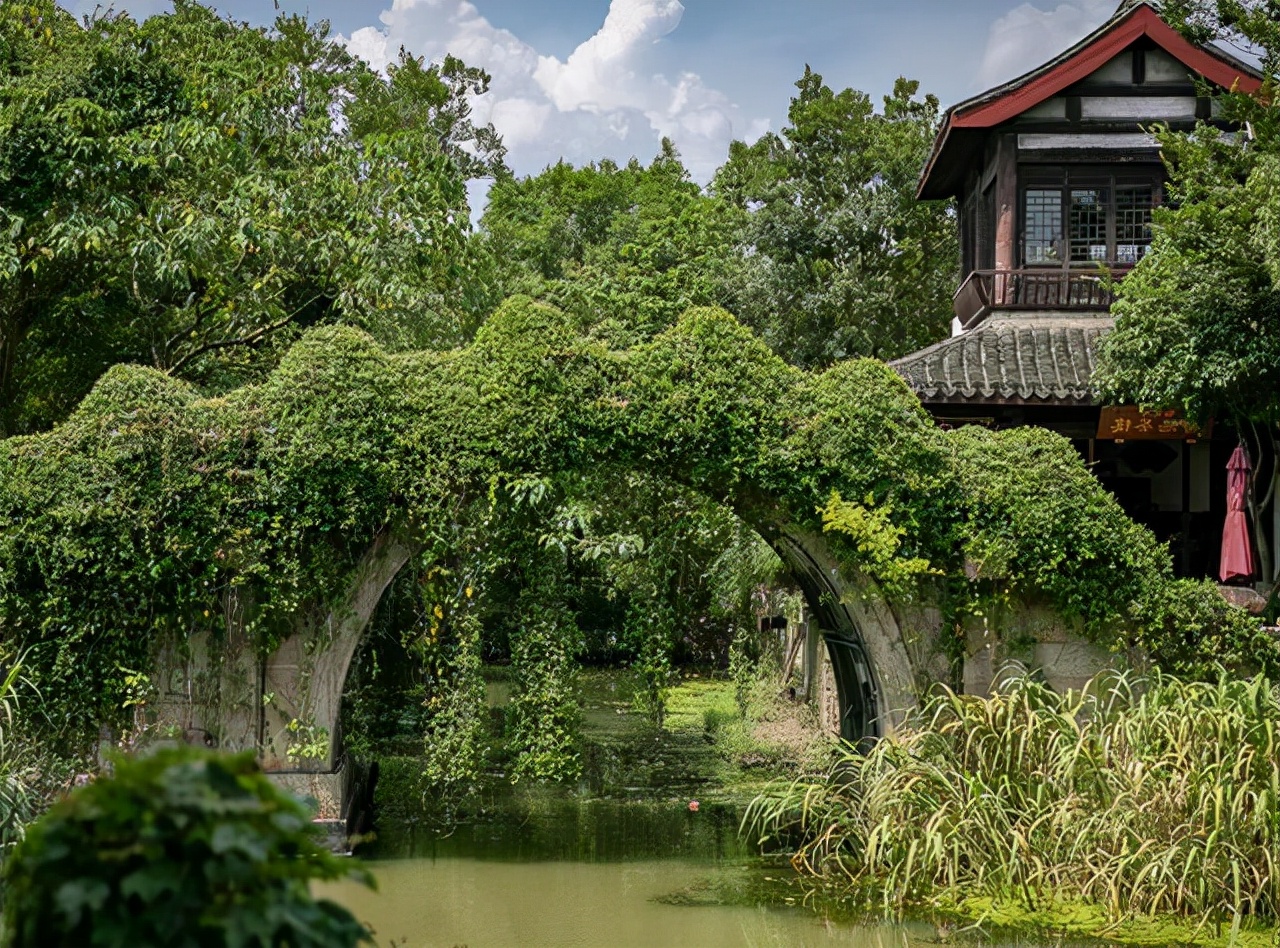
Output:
left=890, top=314, right=1112, bottom=405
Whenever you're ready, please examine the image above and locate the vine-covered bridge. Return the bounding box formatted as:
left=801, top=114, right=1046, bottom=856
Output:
left=2, top=300, right=1215, bottom=824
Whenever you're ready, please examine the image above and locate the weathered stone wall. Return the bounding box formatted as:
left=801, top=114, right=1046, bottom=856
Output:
left=147, top=526, right=418, bottom=791
left=961, top=600, right=1116, bottom=697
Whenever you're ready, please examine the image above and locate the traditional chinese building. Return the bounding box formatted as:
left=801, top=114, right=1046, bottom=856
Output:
left=891, top=0, right=1264, bottom=580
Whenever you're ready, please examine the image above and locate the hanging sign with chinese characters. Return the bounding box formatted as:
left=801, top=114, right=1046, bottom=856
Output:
left=1096, top=406, right=1212, bottom=441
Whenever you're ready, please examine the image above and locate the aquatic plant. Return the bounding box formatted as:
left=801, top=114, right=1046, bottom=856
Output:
left=0, top=657, right=35, bottom=861
left=745, top=668, right=1280, bottom=930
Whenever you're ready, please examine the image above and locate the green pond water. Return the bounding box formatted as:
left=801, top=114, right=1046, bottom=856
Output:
left=320, top=793, right=937, bottom=948
left=322, top=853, right=931, bottom=948
left=320, top=670, right=1106, bottom=947
left=320, top=796, right=1113, bottom=948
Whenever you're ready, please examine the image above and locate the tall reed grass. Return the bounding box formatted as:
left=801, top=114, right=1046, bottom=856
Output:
left=744, top=670, right=1280, bottom=928
left=0, top=657, right=36, bottom=859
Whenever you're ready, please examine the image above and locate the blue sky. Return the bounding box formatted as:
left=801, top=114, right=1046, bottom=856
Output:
left=65, top=0, right=1120, bottom=179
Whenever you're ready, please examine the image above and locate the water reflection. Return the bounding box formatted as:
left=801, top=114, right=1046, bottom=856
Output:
left=366, top=795, right=744, bottom=863
left=323, top=671, right=1111, bottom=947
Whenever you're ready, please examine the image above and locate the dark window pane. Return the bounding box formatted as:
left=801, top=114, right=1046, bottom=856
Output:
left=1024, top=189, right=1062, bottom=264
left=1115, top=185, right=1154, bottom=264
left=1069, top=188, right=1108, bottom=263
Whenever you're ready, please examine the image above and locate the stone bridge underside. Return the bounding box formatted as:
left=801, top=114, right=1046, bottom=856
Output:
left=157, top=509, right=933, bottom=782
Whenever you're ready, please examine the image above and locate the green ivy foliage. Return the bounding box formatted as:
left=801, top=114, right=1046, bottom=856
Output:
left=508, top=582, right=583, bottom=782
left=947, top=426, right=1167, bottom=632
left=819, top=492, right=936, bottom=592
left=1, top=747, right=371, bottom=948
left=0, top=298, right=1270, bottom=739
left=945, top=426, right=1275, bottom=672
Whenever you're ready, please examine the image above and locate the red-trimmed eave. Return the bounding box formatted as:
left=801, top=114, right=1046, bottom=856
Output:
left=952, top=5, right=1260, bottom=129
left=918, top=3, right=1263, bottom=199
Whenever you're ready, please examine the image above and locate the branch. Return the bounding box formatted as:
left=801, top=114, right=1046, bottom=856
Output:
left=165, top=297, right=319, bottom=376
left=1250, top=419, right=1278, bottom=511
left=157, top=294, right=209, bottom=368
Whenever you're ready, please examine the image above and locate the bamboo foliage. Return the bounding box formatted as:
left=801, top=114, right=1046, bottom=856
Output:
left=745, top=670, right=1280, bottom=925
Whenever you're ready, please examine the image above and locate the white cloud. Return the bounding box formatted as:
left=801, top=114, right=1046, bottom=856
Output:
left=345, top=0, right=767, bottom=182
left=973, top=0, right=1115, bottom=91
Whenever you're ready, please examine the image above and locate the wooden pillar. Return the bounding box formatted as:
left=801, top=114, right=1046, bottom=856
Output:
left=994, top=134, right=1018, bottom=272
left=1180, top=441, right=1193, bottom=577
left=1271, top=469, right=1279, bottom=584
left=800, top=610, right=820, bottom=704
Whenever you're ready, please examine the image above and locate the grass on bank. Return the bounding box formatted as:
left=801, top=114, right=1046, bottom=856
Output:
left=662, top=669, right=831, bottom=801
left=745, top=669, right=1280, bottom=944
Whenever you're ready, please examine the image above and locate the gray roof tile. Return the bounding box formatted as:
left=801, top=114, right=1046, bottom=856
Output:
left=890, top=314, right=1112, bottom=405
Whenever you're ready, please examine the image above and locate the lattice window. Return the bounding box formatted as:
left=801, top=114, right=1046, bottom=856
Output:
left=1115, top=185, right=1154, bottom=264
left=1068, top=188, right=1108, bottom=263
left=1024, top=189, right=1062, bottom=264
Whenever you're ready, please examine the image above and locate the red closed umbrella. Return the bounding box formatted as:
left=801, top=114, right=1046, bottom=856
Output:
left=1219, top=444, right=1256, bottom=583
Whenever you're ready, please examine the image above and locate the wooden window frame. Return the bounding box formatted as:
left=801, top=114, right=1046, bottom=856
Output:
left=1018, top=164, right=1163, bottom=269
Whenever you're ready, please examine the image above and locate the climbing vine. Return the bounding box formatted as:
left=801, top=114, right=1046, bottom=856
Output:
left=0, top=298, right=1271, bottom=742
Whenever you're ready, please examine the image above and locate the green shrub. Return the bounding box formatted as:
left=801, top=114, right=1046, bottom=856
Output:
left=1, top=747, right=371, bottom=948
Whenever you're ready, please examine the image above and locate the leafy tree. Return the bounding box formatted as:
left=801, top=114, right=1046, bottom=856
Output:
left=1094, top=0, right=1280, bottom=577
left=0, top=1, right=504, bottom=435
left=479, top=140, right=740, bottom=347
left=482, top=74, right=956, bottom=370
left=1160, top=0, right=1280, bottom=77
left=1, top=747, right=371, bottom=948
left=712, top=72, right=957, bottom=367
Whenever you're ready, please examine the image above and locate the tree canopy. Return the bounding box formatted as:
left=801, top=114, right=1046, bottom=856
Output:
left=712, top=74, right=957, bottom=366
left=479, top=72, right=957, bottom=366
left=1094, top=119, right=1280, bottom=428
left=479, top=141, right=742, bottom=348
left=1, top=3, right=958, bottom=436
left=0, top=1, right=503, bottom=435
left=1095, top=0, right=1280, bottom=428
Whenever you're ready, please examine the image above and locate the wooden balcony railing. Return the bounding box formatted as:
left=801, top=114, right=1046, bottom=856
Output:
left=953, top=269, right=1119, bottom=329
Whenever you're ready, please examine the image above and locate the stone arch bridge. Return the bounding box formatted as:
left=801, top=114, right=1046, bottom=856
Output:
left=0, top=300, right=1116, bottom=822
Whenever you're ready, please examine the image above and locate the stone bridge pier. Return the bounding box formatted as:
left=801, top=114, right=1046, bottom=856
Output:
left=151, top=527, right=420, bottom=826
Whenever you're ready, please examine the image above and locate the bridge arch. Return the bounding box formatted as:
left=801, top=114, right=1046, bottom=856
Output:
left=8, top=295, right=1175, bottom=820
left=185, top=298, right=956, bottom=782
left=241, top=496, right=926, bottom=786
